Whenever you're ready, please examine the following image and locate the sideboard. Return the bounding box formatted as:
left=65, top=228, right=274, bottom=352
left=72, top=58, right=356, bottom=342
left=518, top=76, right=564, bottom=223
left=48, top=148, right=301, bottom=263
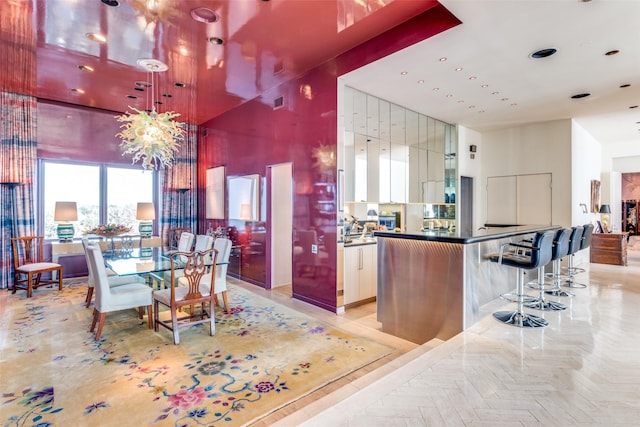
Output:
left=590, top=232, right=629, bottom=266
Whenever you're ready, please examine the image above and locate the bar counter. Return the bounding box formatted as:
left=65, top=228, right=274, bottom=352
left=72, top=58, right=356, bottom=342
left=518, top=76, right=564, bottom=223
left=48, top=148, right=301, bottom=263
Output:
left=373, top=225, right=558, bottom=344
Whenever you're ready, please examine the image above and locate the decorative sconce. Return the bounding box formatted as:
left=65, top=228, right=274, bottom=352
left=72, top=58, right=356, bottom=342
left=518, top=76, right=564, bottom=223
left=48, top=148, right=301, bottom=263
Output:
left=54, top=201, right=78, bottom=242
left=136, top=202, right=155, bottom=237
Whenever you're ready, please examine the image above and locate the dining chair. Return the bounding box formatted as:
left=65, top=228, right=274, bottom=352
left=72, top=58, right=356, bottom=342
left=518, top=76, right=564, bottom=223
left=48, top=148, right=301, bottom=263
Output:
left=85, top=242, right=154, bottom=340
left=11, top=236, right=63, bottom=298
left=167, top=227, right=192, bottom=250
left=154, top=248, right=219, bottom=344
left=178, top=238, right=232, bottom=313
left=81, top=238, right=146, bottom=307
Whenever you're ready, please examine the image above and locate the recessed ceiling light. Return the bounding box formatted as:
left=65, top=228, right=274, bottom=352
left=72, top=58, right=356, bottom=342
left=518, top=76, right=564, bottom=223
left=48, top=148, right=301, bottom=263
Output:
left=208, top=37, right=224, bottom=45
left=154, top=101, right=163, bottom=105
left=468, top=105, right=475, bottom=109
left=455, top=67, right=463, bottom=71
left=190, top=7, right=218, bottom=23
left=134, top=87, right=144, bottom=92
left=445, top=94, right=453, bottom=98
left=469, top=76, right=477, bottom=80
left=85, top=32, right=106, bottom=43
left=511, top=103, right=518, bottom=107
left=400, top=71, right=408, bottom=75
left=501, top=97, right=509, bottom=101
left=136, top=58, right=168, bottom=72
left=127, top=95, right=137, bottom=99
left=417, top=80, right=424, bottom=84
left=529, top=48, right=557, bottom=59
left=175, top=82, right=186, bottom=88
left=481, top=84, right=489, bottom=88
left=78, top=65, right=94, bottom=72
left=432, top=87, right=440, bottom=91
left=162, top=93, right=172, bottom=98
left=571, top=93, right=591, bottom=99
left=491, top=91, right=499, bottom=95
left=457, top=100, right=464, bottom=104
left=100, top=0, right=119, bottom=6
left=135, top=81, right=151, bottom=88
left=70, top=88, right=84, bottom=94
left=605, top=49, right=620, bottom=56
left=439, top=57, right=447, bottom=62
left=630, top=105, right=639, bottom=109
left=620, top=83, right=631, bottom=88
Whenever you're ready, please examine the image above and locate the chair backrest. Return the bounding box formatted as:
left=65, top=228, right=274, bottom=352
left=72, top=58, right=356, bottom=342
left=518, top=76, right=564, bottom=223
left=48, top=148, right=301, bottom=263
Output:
left=195, top=234, right=215, bottom=264
left=11, top=236, right=45, bottom=268
left=81, top=238, right=95, bottom=286
left=529, top=230, right=555, bottom=269
left=85, top=243, right=112, bottom=310
left=169, top=248, right=218, bottom=301
left=567, top=226, right=584, bottom=255
left=213, top=238, right=232, bottom=279
left=118, top=235, right=141, bottom=252
left=167, top=227, right=191, bottom=249
left=178, top=232, right=195, bottom=252
left=580, top=223, right=594, bottom=250
left=551, top=228, right=572, bottom=260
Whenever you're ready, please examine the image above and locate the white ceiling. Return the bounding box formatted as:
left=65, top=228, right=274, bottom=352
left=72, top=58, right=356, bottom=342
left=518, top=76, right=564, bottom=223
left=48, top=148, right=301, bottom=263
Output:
left=341, top=0, right=640, bottom=146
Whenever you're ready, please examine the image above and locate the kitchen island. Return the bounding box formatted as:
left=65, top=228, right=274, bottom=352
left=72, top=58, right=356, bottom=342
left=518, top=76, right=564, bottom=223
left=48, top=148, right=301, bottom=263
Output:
left=374, top=225, right=559, bottom=344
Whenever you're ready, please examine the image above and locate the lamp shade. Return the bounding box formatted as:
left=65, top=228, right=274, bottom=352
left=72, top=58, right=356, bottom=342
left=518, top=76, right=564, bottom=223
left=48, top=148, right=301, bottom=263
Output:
left=136, top=202, right=156, bottom=220
left=367, top=209, right=378, bottom=216
left=599, top=204, right=611, bottom=214
left=54, top=201, right=78, bottom=221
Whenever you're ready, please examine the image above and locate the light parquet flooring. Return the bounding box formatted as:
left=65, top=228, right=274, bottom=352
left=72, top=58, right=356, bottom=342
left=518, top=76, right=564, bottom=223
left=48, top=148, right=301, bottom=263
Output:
left=266, top=251, right=640, bottom=427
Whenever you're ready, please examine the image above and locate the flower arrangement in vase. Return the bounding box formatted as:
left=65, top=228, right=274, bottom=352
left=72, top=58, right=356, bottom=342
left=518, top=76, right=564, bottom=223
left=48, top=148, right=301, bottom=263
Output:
left=85, top=223, right=131, bottom=237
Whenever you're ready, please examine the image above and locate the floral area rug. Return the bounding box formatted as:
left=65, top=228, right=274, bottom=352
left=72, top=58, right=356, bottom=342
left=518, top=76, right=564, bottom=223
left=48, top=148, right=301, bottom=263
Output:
left=0, top=279, right=391, bottom=426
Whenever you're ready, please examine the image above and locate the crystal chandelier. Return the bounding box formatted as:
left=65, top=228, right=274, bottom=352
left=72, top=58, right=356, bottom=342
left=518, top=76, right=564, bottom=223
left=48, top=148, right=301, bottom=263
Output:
left=116, top=59, right=185, bottom=170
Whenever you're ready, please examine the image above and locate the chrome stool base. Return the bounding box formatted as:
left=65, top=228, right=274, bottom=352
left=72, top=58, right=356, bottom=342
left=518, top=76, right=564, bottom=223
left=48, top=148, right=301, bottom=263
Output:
left=524, top=298, right=566, bottom=311
left=500, top=293, right=537, bottom=303
left=545, top=288, right=574, bottom=297
left=493, top=310, right=549, bottom=328
left=562, top=280, right=587, bottom=289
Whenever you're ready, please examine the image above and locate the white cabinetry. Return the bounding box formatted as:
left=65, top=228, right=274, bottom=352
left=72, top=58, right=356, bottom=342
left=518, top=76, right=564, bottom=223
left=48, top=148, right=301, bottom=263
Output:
left=343, top=244, right=377, bottom=305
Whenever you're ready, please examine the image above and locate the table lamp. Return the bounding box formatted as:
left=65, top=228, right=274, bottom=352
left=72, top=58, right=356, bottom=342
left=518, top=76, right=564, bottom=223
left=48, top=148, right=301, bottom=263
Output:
left=54, top=201, right=77, bottom=242
left=136, top=202, right=155, bottom=237
left=599, top=204, right=611, bottom=232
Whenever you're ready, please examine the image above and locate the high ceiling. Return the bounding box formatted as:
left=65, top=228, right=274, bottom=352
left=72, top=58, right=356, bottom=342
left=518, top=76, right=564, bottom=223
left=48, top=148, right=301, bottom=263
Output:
left=1, top=0, right=444, bottom=125
left=343, top=0, right=640, bottom=146
left=2, top=0, right=638, bottom=147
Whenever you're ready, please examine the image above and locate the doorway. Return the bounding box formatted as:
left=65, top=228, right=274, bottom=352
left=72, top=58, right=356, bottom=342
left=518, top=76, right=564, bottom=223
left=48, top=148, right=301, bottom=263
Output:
left=460, top=176, right=473, bottom=233
left=269, top=163, right=293, bottom=289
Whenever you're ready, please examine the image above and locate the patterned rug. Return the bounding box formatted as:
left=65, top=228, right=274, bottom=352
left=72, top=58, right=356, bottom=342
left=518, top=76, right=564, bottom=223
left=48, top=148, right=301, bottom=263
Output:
left=0, top=279, right=391, bottom=426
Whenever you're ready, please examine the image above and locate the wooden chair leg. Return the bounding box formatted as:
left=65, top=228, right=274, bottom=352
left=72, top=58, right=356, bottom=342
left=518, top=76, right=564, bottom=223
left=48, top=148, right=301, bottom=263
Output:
left=146, top=305, right=153, bottom=329
left=138, top=307, right=144, bottom=319
left=27, top=274, right=33, bottom=298
left=153, top=300, right=160, bottom=332
left=221, top=291, right=230, bottom=314
left=90, top=308, right=99, bottom=332
left=85, top=287, right=94, bottom=308
left=12, top=273, right=18, bottom=294
left=94, top=312, right=107, bottom=340
left=57, top=267, right=63, bottom=290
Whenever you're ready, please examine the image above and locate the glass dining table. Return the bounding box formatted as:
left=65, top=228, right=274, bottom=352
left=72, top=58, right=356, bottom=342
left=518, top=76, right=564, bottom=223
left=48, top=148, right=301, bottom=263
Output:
left=103, top=247, right=225, bottom=289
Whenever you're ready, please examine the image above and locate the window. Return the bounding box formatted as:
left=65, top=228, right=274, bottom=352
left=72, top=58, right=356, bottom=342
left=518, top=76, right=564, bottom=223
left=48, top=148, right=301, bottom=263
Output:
left=42, top=161, right=155, bottom=239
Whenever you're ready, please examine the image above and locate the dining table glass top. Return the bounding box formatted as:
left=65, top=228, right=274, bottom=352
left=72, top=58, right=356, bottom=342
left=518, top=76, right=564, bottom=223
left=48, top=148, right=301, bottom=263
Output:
left=103, top=247, right=225, bottom=276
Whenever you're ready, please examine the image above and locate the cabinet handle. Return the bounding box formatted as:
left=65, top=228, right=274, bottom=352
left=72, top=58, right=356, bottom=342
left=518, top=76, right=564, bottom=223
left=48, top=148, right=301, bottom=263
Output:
left=358, top=248, right=363, bottom=270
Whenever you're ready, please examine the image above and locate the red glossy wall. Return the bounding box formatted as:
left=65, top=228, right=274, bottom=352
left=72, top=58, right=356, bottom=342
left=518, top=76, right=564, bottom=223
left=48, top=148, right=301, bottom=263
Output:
left=197, top=5, right=460, bottom=312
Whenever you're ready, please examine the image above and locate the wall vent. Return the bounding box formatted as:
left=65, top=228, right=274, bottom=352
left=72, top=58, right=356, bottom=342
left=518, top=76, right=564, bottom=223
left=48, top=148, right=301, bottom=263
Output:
left=273, top=96, right=284, bottom=110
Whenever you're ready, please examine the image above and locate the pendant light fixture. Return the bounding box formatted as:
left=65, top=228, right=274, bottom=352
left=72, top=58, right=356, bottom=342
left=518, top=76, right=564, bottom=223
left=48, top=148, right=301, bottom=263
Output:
left=115, top=59, right=185, bottom=170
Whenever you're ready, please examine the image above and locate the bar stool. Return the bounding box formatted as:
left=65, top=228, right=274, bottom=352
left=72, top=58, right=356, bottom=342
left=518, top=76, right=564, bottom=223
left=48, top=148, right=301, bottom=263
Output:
left=490, top=230, right=555, bottom=328
left=545, top=227, right=575, bottom=298
left=562, top=225, right=586, bottom=289
left=525, top=228, right=571, bottom=310
left=564, top=223, right=594, bottom=288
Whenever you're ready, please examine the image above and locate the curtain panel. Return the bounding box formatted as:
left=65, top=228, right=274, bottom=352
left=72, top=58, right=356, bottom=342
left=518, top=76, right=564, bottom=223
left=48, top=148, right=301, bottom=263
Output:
left=160, top=123, right=198, bottom=246
left=1, top=91, right=38, bottom=289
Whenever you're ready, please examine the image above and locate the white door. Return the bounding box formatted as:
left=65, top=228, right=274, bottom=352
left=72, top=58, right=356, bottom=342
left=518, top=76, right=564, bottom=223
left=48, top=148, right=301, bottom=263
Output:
left=269, top=163, right=293, bottom=288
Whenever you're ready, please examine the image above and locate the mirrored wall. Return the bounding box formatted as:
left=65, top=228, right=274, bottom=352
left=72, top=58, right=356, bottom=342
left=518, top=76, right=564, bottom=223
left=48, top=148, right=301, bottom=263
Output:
left=342, top=86, right=457, bottom=206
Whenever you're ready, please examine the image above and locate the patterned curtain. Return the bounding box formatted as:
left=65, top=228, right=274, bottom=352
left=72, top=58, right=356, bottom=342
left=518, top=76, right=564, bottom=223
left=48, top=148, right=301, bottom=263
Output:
left=1, top=92, right=38, bottom=289
left=160, top=123, right=198, bottom=246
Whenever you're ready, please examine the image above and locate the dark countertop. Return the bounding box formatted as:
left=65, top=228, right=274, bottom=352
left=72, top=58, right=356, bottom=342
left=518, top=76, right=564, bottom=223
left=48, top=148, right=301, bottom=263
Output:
left=374, top=225, right=560, bottom=244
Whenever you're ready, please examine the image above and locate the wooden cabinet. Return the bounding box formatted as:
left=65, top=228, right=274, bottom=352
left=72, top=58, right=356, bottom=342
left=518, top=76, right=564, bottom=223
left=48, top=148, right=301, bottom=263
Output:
left=590, top=232, right=629, bottom=266
left=343, top=243, right=377, bottom=305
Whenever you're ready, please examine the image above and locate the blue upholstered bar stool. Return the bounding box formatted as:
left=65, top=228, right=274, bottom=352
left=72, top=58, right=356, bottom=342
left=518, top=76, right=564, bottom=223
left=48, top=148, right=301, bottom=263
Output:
left=490, top=230, right=555, bottom=328
left=525, top=228, right=571, bottom=310
left=545, top=227, right=575, bottom=298
left=562, top=225, right=586, bottom=289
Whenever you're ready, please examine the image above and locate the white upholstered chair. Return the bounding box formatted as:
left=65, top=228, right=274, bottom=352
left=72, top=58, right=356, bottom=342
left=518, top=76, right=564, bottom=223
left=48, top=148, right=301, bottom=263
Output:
left=85, top=243, right=154, bottom=340
left=163, top=234, right=214, bottom=287
left=82, top=238, right=145, bottom=307
left=154, top=248, right=219, bottom=344
left=178, top=238, right=232, bottom=313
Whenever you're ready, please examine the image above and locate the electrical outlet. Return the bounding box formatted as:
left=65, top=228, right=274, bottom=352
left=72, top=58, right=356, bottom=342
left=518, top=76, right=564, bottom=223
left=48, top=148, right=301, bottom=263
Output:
left=311, top=244, right=318, bottom=254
